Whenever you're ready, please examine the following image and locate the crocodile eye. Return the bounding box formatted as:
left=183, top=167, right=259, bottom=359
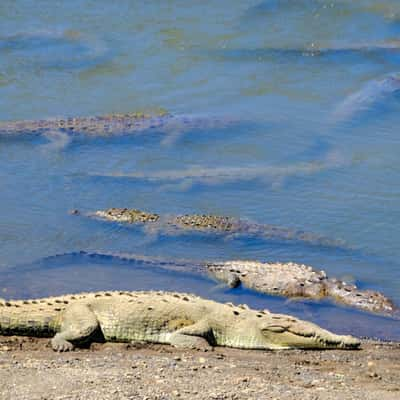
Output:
left=262, top=325, right=286, bottom=334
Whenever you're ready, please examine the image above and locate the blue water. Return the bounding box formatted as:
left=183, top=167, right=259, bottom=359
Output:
left=0, top=1, right=399, bottom=339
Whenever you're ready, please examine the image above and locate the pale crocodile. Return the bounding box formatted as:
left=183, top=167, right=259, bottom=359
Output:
left=50, top=251, right=396, bottom=317
left=207, top=260, right=397, bottom=317
left=0, top=290, right=360, bottom=351
left=0, top=111, right=237, bottom=140
left=78, top=207, right=348, bottom=249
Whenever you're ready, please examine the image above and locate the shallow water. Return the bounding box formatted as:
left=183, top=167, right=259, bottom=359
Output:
left=0, top=1, right=399, bottom=339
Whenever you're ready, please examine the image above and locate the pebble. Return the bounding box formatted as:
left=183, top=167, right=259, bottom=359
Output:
left=0, top=339, right=398, bottom=399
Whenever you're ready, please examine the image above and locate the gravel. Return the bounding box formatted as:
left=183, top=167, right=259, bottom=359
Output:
left=0, top=336, right=399, bottom=400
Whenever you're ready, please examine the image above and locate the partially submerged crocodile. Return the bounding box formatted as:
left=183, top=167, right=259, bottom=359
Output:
left=0, top=290, right=360, bottom=351
left=207, top=260, right=397, bottom=317
left=56, top=251, right=397, bottom=317
left=0, top=111, right=237, bottom=140
left=79, top=207, right=348, bottom=249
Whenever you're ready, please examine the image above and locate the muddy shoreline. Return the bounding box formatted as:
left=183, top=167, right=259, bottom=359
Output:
left=0, top=336, right=399, bottom=400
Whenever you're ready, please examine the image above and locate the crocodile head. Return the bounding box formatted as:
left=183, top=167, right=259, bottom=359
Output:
left=226, top=310, right=361, bottom=350
left=260, top=314, right=360, bottom=349
left=93, top=208, right=160, bottom=224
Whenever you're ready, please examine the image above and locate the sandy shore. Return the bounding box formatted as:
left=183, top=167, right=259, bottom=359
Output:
left=0, top=336, right=399, bottom=400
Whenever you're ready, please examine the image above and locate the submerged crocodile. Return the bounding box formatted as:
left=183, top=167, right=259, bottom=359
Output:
left=0, top=290, right=360, bottom=351
left=331, top=72, right=400, bottom=123
left=0, top=29, right=110, bottom=71
left=212, top=41, right=400, bottom=63
left=87, top=159, right=341, bottom=188
left=78, top=207, right=348, bottom=249
left=52, top=251, right=396, bottom=317
left=0, top=111, right=237, bottom=140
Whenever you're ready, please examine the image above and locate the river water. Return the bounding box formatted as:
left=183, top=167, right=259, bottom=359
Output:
left=0, top=0, right=399, bottom=340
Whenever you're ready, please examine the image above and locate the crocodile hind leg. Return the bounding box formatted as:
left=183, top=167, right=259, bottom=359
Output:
left=51, top=303, right=99, bottom=352
left=169, top=320, right=214, bottom=351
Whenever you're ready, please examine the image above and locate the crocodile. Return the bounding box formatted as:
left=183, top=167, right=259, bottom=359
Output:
left=212, top=41, right=400, bottom=65
left=244, top=0, right=400, bottom=22
left=0, top=111, right=237, bottom=141
left=77, top=207, right=348, bottom=249
left=206, top=260, right=397, bottom=317
left=85, top=149, right=350, bottom=189
left=331, top=72, right=400, bottom=123
left=48, top=251, right=396, bottom=317
left=0, top=29, right=110, bottom=71
left=87, top=161, right=333, bottom=187
left=0, top=290, right=360, bottom=351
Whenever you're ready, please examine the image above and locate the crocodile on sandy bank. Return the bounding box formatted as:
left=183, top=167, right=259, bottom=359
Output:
left=0, top=290, right=360, bottom=351
left=56, top=251, right=396, bottom=317
left=0, top=111, right=237, bottom=140
left=78, top=207, right=348, bottom=249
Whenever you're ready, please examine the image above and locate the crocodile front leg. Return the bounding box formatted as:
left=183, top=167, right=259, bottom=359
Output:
left=169, top=320, right=214, bottom=351
left=51, top=303, right=99, bottom=351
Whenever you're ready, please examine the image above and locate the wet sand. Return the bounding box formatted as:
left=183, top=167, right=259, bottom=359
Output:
left=0, top=336, right=399, bottom=400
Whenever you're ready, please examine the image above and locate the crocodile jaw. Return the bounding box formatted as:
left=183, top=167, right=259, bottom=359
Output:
left=260, top=329, right=361, bottom=350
